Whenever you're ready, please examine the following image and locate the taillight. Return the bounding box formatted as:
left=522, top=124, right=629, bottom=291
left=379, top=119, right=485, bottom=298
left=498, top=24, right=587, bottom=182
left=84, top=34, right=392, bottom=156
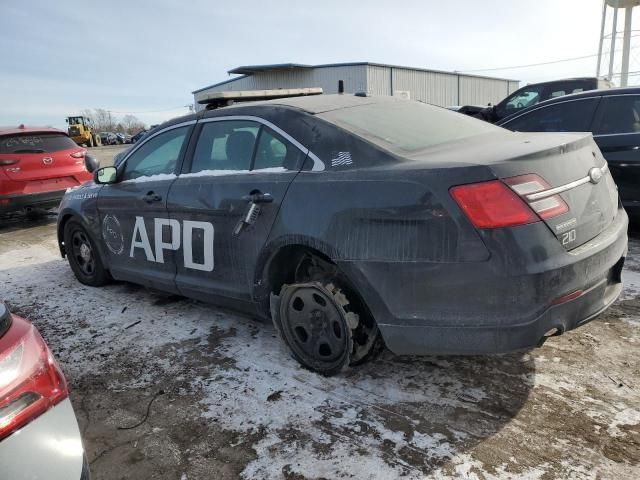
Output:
left=503, top=174, right=568, bottom=220
left=70, top=150, right=86, bottom=159
left=450, top=180, right=539, bottom=229
left=0, top=159, right=19, bottom=166
left=0, top=308, right=68, bottom=441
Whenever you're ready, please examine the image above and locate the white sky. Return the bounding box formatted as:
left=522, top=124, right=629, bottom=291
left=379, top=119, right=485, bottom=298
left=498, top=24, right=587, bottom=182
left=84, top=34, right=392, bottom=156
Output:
left=0, top=0, right=631, bottom=129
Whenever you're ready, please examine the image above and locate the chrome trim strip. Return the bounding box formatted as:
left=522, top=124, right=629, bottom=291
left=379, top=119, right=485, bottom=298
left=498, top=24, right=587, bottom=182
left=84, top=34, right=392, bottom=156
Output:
left=118, top=120, right=197, bottom=167
left=593, top=131, right=640, bottom=138
left=199, top=115, right=325, bottom=171
left=525, top=163, right=609, bottom=201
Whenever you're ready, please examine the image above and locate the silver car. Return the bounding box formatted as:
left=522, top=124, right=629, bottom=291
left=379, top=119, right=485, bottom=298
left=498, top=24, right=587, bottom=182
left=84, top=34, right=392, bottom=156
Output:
left=0, top=301, right=89, bottom=479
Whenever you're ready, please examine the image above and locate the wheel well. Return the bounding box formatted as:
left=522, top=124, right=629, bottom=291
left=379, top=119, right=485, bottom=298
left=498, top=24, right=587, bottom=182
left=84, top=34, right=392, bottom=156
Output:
left=265, top=245, right=335, bottom=296
left=57, top=214, right=73, bottom=256
left=265, top=244, right=382, bottom=352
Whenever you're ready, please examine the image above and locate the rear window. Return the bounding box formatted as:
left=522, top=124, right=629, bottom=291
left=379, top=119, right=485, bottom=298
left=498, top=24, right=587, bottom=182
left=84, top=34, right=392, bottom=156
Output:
left=0, top=133, right=78, bottom=154
left=318, top=100, right=502, bottom=154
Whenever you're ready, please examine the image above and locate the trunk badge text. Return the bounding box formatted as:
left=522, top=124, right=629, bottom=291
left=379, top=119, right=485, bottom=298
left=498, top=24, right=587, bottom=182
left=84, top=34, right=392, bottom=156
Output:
left=589, top=167, right=603, bottom=184
left=42, top=157, right=54, bottom=165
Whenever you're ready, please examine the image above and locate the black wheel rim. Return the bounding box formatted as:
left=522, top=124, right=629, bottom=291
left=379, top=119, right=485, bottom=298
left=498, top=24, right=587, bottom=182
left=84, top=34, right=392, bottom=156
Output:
left=71, top=229, right=95, bottom=277
left=281, top=285, right=348, bottom=365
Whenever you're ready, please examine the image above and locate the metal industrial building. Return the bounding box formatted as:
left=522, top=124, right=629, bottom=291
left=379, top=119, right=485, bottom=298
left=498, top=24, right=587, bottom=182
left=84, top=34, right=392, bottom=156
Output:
left=193, top=62, right=519, bottom=110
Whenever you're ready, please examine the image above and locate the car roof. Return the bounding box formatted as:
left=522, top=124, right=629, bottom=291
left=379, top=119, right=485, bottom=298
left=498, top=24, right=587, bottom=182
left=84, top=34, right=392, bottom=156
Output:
left=498, top=86, right=640, bottom=125
left=0, top=125, right=66, bottom=136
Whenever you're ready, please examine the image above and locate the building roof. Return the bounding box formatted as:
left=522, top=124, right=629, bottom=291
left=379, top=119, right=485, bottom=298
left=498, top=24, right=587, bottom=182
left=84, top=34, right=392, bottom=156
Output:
left=227, top=63, right=313, bottom=75
left=192, top=62, right=519, bottom=94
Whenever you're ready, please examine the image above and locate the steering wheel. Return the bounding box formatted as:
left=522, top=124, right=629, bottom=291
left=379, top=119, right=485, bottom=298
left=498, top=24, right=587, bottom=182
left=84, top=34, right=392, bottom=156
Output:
left=516, top=102, right=524, bottom=109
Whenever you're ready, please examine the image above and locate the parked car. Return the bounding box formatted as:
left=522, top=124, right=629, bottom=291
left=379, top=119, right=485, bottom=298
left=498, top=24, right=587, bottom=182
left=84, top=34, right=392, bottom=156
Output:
left=0, top=301, right=89, bottom=479
left=498, top=86, right=640, bottom=218
left=0, top=125, right=93, bottom=214
left=465, top=77, right=613, bottom=124
left=57, top=94, right=626, bottom=375
left=131, top=130, right=148, bottom=143
left=99, top=132, right=118, bottom=146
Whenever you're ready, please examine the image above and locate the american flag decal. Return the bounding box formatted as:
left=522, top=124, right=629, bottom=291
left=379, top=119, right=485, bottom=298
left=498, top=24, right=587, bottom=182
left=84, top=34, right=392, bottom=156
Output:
left=331, top=151, right=353, bottom=167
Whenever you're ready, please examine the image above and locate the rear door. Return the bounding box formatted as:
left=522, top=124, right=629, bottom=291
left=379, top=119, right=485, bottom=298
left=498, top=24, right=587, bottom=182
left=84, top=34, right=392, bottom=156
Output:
left=97, top=123, right=193, bottom=292
left=592, top=94, right=640, bottom=212
left=0, top=132, right=87, bottom=191
left=168, top=117, right=307, bottom=303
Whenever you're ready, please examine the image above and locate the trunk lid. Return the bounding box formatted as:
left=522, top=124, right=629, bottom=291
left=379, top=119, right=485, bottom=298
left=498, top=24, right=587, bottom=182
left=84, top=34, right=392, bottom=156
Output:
left=409, top=131, right=619, bottom=250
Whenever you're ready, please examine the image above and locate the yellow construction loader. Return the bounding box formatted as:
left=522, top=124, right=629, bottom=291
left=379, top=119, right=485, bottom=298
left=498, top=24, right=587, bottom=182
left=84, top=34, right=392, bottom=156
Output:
left=65, top=116, right=102, bottom=147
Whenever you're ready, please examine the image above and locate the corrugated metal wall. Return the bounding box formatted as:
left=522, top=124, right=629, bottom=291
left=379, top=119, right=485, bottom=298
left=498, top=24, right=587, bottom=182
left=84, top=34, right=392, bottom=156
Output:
left=194, top=64, right=518, bottom=110
left=391, top=67, right=459, bottom=105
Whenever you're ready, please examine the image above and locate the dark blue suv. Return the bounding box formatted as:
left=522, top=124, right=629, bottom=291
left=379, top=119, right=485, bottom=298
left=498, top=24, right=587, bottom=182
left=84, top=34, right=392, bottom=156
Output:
left=499, top=87, right=640, bottom=218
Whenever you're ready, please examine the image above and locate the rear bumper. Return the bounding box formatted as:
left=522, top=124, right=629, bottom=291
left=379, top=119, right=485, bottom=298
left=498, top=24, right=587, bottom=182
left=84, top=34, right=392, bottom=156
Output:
left=339, top=208, right=628, bottom=355
left=0, top=398, right=87, bottom=479
left=0, top=190, right=65, bottom=213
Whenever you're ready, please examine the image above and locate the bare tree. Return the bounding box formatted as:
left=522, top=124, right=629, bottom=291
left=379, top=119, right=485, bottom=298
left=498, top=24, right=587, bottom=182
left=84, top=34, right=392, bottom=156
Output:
left=77, top=109, right=146, bottom=134
left=120, top=114, right=146, bottom=135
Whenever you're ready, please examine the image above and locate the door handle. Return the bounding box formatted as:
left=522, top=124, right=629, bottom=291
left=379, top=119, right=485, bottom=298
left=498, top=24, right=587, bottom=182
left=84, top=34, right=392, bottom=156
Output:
left=242, top=192, right=273, bottom=204
left=233, top=192, right=273, bottom=236
left=143, top=191, right=162, bottom=203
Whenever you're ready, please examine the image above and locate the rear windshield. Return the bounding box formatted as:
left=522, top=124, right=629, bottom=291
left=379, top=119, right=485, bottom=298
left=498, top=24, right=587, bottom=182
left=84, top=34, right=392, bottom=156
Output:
left=0, top=133, right=78, bottom=154
left=318, top=99, right=502, bottom=154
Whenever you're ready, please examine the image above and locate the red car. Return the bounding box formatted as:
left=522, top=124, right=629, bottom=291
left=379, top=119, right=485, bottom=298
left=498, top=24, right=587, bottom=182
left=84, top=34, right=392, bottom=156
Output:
left=0, top=125, right=93, bottom=214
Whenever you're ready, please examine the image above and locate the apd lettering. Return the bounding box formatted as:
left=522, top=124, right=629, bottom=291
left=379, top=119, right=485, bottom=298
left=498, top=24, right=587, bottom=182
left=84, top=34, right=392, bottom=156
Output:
left=130, top=216, right=214, bottom=271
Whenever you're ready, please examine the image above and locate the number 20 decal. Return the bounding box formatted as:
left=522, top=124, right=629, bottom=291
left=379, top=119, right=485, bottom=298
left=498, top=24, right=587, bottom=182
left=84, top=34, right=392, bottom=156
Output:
left=562, top=229, right=577, bottom=246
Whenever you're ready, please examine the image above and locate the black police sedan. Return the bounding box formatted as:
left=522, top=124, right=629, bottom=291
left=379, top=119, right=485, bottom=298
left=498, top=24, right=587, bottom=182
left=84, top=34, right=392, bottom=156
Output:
left=499, top=87, right=640, bottom=218
left=57, top=94, right=627, bottom=375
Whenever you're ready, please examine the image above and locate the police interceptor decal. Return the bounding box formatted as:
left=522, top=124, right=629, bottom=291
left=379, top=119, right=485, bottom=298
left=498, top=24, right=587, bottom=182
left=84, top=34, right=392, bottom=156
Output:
left=103, top=215, right=215, bottom=272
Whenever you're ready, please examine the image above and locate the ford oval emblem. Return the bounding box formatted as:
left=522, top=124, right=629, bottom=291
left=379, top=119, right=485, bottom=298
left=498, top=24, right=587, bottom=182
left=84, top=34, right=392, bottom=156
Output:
left=588, top=167, right=603, bottom=184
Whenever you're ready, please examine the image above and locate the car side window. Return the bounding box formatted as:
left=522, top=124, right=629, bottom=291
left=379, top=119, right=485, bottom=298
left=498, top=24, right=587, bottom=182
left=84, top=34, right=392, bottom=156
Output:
left=504, top=86, right=544, bottom=112
left=190, top=121, right=259, bottom=173
left=594, top=96, right=640, bottom=135
left=121, top=126, right=189, bottom=180
left=253, top=127, right=306, bottom=171
left=503, top=98, right=599, bottom=133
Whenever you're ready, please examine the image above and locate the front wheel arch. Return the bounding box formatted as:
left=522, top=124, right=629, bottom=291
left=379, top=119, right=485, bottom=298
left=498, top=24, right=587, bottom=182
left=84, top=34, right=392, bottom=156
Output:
left=58, top=213, right=109, bottom=270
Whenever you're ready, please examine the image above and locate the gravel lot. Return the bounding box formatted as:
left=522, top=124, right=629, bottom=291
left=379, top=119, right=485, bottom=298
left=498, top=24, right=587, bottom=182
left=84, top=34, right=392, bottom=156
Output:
left=88, top=144, right=128, bottom=167
left=0, top=213, right=638, bottom=479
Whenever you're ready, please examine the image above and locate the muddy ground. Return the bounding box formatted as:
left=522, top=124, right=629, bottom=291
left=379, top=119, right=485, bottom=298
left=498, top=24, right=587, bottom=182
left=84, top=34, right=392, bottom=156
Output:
left=0, top=213, right=638, bottom=479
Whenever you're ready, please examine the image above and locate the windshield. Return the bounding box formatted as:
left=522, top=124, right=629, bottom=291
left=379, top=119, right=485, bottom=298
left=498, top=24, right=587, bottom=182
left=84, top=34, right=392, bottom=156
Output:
left=318, top=99, right=502, bottom=154
left=0, top=133, right=78, bottom=154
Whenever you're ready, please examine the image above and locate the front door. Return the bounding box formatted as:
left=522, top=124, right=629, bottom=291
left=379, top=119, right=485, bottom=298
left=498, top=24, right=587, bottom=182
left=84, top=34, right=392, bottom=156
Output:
left=97, top=124, right=192, bottom=292
left=167, top=118, right=306, bottom=303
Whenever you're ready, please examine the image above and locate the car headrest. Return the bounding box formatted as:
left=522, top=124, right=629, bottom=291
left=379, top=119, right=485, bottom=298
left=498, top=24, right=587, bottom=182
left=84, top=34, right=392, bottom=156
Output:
left=225, top=131, right=255, bottom=167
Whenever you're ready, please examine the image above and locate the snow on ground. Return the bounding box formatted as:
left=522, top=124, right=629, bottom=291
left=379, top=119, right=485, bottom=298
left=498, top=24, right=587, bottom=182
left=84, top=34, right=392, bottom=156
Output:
left=0, top=220, right=639, bottom=479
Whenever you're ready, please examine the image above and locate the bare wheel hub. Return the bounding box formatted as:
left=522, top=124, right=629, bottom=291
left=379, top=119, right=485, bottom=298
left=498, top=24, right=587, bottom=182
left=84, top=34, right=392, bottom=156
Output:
left=280, top=284, right=349, bottom=365
left=79, top=243, right=91, bottom=262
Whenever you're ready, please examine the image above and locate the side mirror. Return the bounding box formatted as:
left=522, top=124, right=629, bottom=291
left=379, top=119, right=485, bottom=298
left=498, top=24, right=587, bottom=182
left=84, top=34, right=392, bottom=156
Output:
left=94, top=166, right=118, bottom=184
left=84, top=154, right=100, bottom=173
